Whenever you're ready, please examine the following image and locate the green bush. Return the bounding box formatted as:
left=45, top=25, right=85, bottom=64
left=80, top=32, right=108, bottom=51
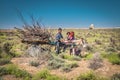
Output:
left=47, top=59, right=64, bottom=69
left=106, top=47, right=117, bottom=52
left=46, top=75, right=61, bottom=80
left=29, top=60, right=39, bottom=67
left=68, top=62, right=79, bottom=68
left=59, top=54, right=73, bottom=60
left=0, top=67, right=8, bottom=76
left=32, top=69, right=50, bottom=80
left=0, top=41, right=17, bottom=58
left=62, top=62, right=79, bottom=72
left=84, top=53, right=93, bottom=60
left=59, top=54, right=81, bottom=61
left=76, top=71, right=108, bottom=80
left=102, top=53, right=120, bottom=65
left=72, top=56, right=81, bottom=61
left=86, top=45, right=94, bottom=52
left=62, top=65, right=72, bottom=72
left=32, top=69, right=62, bottom=80
left=47, top=57, right=65, bottom=69
left=0, top=65, right=31, bottom=80
left=2, top=42, right=13, bottom=53
left=76, top=71, right=96, bottom=80
left=111, top=73, right=120, bottom=80
left=88, top=53, right=103, bottom=70
left=0, top=77, right=3, bottom=80
left=6, top=64, right=31, bottom=79
left=0, top=58, right=11, bottom=65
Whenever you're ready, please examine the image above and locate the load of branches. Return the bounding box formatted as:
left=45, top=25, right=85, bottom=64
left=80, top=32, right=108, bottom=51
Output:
left=15, top=22, right=51, bottom=44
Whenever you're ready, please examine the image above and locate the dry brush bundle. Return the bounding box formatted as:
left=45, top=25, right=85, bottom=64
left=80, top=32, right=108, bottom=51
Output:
left=14, top=10, right=52, bottom=44
left=15, top=22, right=51, bottom=44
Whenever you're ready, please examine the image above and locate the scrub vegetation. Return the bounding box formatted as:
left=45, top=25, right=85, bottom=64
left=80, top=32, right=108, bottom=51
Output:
left=0, top=28, right=120, bottom=80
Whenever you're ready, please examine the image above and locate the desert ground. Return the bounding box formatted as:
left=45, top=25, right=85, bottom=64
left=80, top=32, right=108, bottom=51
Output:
left=0, top=28, right=120, bottom=80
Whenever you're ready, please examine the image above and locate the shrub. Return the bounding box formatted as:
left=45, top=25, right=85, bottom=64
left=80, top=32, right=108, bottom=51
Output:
left=59, top=54, right=73, bottom=60
left=29, top=60, right=39, bottom=67
left=88, top=53, right=103, bottom=70
left=6, top=64, right=32, bottom=79
left=0, top=67, right=8, bottom=76
left=59, top=54, right=81, bottom=61
left=32, top=69, right=50, bottom=80
left=116, top=45, right=120, bottom=51
left=109, top=56, right=120, bottom=65
left=76, top=71, right=108, bottom=80
left=0, top=77, right=3, bottom=80
left=47, top=56, right=65, bottom=69
left=0, top=41, right=18, bottom=57
left=62, top=65, right=72, bottom=72
left=0, top=58, right=11, bottom=65
left=46, top=75, right=61, bottom=80
left=47, top=59, right=64, bottom=69
left=84, top=53, right=93, bottom=60
left=111, top=73, right=120, bottom=80
left=62, top=62, right=79, bottom=72
left=2, top=42, right=13, bottom=53
left=68, top=62, right=79, bottom=68
left=103, top=53, right=120, bottom=65
left=85, top=45, right=94, bottom=52
left=95, top=39, right=102, bottom=45
left=72, top=56, right=81, bottom=61
left=32, top=69, right=62, bottom=80
left=76, top=71, right=96, bottom=80
left=106, top=47, right=117, bottom=52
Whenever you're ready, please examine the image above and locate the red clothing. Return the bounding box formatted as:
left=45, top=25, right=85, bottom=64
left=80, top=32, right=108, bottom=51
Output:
left=69, top=32, right=75, bottom=40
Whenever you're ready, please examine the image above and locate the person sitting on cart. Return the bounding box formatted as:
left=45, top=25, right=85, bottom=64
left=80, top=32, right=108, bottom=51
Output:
left=66, top=31, right=76, bottom=55
left=55, top=28, right=66, bottom=54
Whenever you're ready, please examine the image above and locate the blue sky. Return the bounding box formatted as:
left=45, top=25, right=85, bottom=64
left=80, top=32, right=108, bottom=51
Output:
left=0, top=0, right=120, bottom=29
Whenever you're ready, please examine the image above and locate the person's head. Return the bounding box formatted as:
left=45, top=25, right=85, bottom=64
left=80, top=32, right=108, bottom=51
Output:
left=70, top=31, right=74, bottom=37
left=66, top=32, right=70, bottom=35
left=58, top=28, right=62, bottom=33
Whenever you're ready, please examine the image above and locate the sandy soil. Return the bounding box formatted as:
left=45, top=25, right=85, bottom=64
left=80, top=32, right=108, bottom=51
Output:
left=11, top=57, right=120, bottom=80
left=2, top=75, right=22, bottom=80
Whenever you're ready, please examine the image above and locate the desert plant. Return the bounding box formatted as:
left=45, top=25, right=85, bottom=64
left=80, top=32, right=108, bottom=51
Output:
left=72, top=56, right=81, bottom=61
left=2, top=42, right=13, bottom=53
left=62, top=62, right=79, bottom=72
left=0, top=67, right=8, bottom=76
left=68, top=62, right=79, bottom=68
left=46, top=75, right=62, bottom=80
left=111, top=73, right=120, bottom=80
left=85, top=45, right=94, bottom=52
left=116, top=45, right=120, bottom=51
left=14, top=19, right=51, bottom=44
left=62, top=65, right=72, bottom=72
left=32, top=69, right=50, bottom=80
left=107, top=53, right=120, bottom=65
left=6, top=64, right=32, bottom=79
left=107, top=47, right=117, bottom=52
left=47, top=59, right=64, bottom=69
left=88, top=52, right=103, bottom=70
left=84, top=53, right=93, bottom=60
left=102, top=53, right=120, bottom=65
left=95, top=39, right=102, bottom=45
left=32, top=69, right=62, bottom=80
left=76, top=71, right=108, bottom=80
left=59, top=53, right=81, bottom=61
left=76, top=71, right=96, bottom=80
left=0, top=58, right=11, bottom=65
left=0, top=77, right=3, bottom=80
left=29, top=60, right=39, bottom=67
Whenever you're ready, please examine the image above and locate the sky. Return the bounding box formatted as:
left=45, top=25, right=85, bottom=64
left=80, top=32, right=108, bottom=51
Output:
left=0, top=0, right=120, bottom=29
